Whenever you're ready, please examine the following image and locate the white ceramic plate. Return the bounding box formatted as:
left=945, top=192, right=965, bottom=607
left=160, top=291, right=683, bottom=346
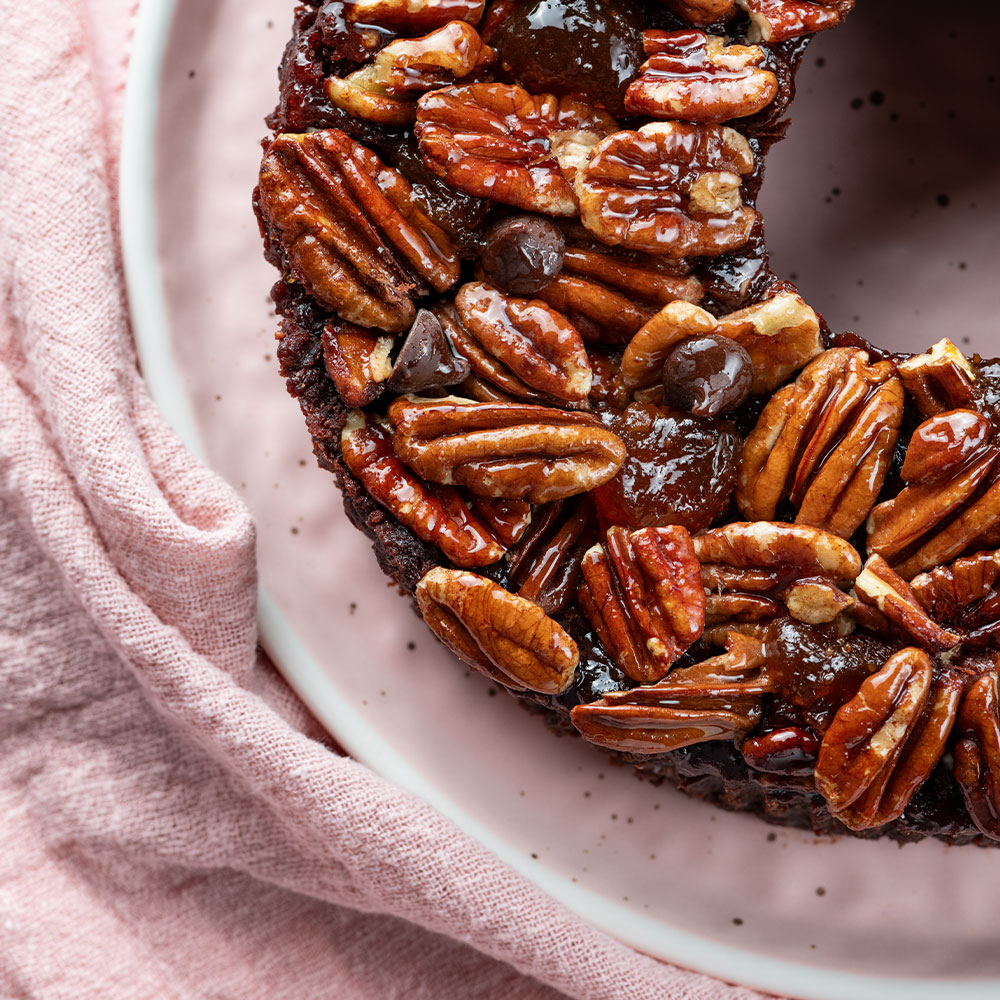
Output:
left=121, top=2, right=1000, bottom=997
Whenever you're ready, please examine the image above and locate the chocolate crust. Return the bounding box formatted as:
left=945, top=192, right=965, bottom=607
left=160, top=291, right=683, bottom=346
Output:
left=260, top=3, right=1000, bottom=847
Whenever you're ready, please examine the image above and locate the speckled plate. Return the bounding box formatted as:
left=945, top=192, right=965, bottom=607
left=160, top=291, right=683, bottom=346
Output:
left=121, top=1, right=1000, bottom=997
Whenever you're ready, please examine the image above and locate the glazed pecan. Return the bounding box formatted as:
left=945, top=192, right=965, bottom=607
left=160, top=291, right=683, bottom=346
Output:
left=570, top=631, right=770, bottom=754
left=438, top=281, right=592, bottom=406
left=341, top=411, right=507, bottom=567
left=578, top=526, right=706, bottom=683
left=533, top=244, right=703, bottom=344
left=953, top=670, right=1000, bottom=841
left=416, top=567, right=578, bottom=693
left=322, top=322, right=393, bottom=407
left=339, top=0, right=486, bottom=31
left=911, top=548, right=1000, bottom=635
left=655, top=0, right=736, bottom=26
left=737, top=0, right=854, bottom=43
left=814, top=648, right=961, bottom=830
left=621, top=291, right=821, bottom=393
left=468, top=496, right=532, bottom=547
left=326, top=21, right=495, bottom=126
left=505, top=498, right=595, bottom=614
left=694, top=521, right=861, bottom=626
left=867, top=409, right=1000, bottom=579
left=741, top=726, right=820, bottom=775
left=388, top=396, right=626, bottom=503
left=258, top=130, right=460, bottom=331
left=415, top=83, right=618, bottom=215
left=577, top=122, right=757, bottom=257
left=738, top=347, right=904, bottom=539
left=625, top=30, right=778, bottom=123
left=897, top=338, right=978, bottom=418
left=855, top=555, right=963, bottom=652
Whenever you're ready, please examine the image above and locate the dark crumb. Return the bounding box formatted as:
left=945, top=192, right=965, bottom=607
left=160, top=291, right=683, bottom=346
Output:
left=406, top=641, right=416, bottom=651
left=732, top=917, right=744, bottom=926
left=816, top=886, right=827, bottom=896
left=767, top=832, right=777, bottom=842
left=487, top=687, right=497, bottom=697
left=349, top=602, right=357, bottom=614
left=531, top=852, right=539, bottom=859
left=290, top=526, right=299, bottom=535
left=850, top=96, right=863, bottom=109
left=936, top=193, right=951, bottom=207
left=868, top=89, right=884, bottom=105
left=188, top=70, right=196, bottom=79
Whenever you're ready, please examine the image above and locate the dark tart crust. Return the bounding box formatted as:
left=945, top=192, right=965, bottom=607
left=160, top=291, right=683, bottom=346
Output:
left=257, top=0, right=1000, bottom=846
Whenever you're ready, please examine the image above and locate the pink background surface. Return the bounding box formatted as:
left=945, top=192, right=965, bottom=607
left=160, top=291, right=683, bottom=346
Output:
left=148, top=0, right=1000, bottom=990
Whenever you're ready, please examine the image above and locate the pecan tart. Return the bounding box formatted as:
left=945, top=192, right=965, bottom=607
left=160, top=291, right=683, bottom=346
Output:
left=254, top=0, right=1000, bottom=845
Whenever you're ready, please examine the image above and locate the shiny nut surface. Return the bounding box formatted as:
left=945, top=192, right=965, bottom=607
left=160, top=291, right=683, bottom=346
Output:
left=388, top=395, right=626, bottom=503
left=416, top=82, right=618, bottom=215
left=577, top=122, right=757, bottom=257
left=738, top=0, right=854, bottom=43
left=626, top=29, right=778, bottom=123
left=416, top=566, right=579, bottom=693
left=258, top=130, right=460, bottom=331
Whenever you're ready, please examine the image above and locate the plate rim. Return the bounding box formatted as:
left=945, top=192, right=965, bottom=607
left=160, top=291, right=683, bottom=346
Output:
left=119, top=3, right=1000, bottom=997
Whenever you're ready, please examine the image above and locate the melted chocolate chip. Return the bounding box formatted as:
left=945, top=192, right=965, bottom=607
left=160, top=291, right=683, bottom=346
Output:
left=387, top=310, right=470, bottom=393
left=662, top=334, right=753, bottom=418
left=480, top=215, right=566, bottom=296
left=492, top=0, right=645, bottom=116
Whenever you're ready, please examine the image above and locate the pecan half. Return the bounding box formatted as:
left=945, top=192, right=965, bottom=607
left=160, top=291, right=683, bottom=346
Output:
left=388, top=396, right=627, bottom=503
left=258, top=130, right=460, bottom=331
left=578, top=526, right=706, bottom=683
left=341, top=411, right=507, bottom=567
left=911, top=548, right=1000, bottom=634
left=867, top=409, right=1000, bottom=579
left=577, top=122, right=757, bottom=257
left=570, top=631, right=770, bottom=754
left=656, top=0, right=737, bottom=26
left=506, top=498, right=595, bottom=614
left=621, top=291, right=821, bottom=393
left=416, top=567, right=578, bottom=693
left=737, top=347, right=904, bottom=539
left=626, top=30, right=778, bottom=123
left=694, top=521, right=861, bottom=626
left=439, top=281, right=592, bottom=405
left=534, top=244, right=703, bottom=344
left=897, top=338, right=978, bottom=418
left=855, top=554, right=963, bottom=652
left=322, top=322, right=393, bottom=407
left=953, top=670, right=1000, bottom=841
left=326, top=21, right=495, bottom=126
left=737, top=0, right=854, bottom=43
left=416, top=83, right=618, bottom=215
left=814, top=647, right=948, bottom=828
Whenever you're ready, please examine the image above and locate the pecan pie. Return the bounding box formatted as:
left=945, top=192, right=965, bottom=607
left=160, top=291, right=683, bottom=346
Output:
left=255, top=0, right=1000, bottom=845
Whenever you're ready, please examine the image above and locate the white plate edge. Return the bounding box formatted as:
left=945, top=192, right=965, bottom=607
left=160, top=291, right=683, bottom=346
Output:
left=117, top=3, right=1000, bottom=997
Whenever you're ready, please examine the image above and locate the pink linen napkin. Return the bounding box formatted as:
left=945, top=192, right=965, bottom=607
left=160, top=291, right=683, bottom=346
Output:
left=0, top=2, right=775, bottom=997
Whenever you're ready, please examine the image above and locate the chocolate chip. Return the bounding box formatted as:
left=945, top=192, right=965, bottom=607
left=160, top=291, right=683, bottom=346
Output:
left=387, top=310, right=470, bottom=393
left=661, top=334, right=753, bottom=418
left=480, top=216, right=565, bottom=296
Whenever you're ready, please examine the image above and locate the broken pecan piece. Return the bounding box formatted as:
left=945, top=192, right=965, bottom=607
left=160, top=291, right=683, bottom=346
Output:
left=442, top=281, right=592, bottom=406
left=415, top=83, right=618, bottom=215
left=416, top=567, right=578, bottom=693
left=867, top=409, right=1000, bottom=579
left=911, top=548, right=1000, bottom=634
left=578, top=526, right=706, bottom=683
left=626, top=30, right=778, bottom=123
left=322, top=322, right=393, bottom=407
left=388, top=396, right=627, bottom=503
left=898, top=338, right=978, bottom=418
left=738, top=347, right=904, bottom=539
left=341, top=411, right=507, bottom=567
left=814, top=647, right=955, bottom=829
left=326, top=21, right=495, bottom=126
left=737, top=0, right=854, bottom=43
left=577, top=122, right=757, bottom=258
left=621, top=291, right=821, bottom=393
left=694, top=521, right=861, bottom=626
left=855, top=555, right=963, bottom=652
left=655, top=0, right=737, bottom=26
left=570, top=631, right=770, bottom=754
left=258, top=130, right=460, bottom=331
left=953, top=670, right=1000, bottom=841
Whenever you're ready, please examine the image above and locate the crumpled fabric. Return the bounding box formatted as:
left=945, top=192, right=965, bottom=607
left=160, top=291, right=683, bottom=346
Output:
left=0, top=2, right=775, bottom=997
